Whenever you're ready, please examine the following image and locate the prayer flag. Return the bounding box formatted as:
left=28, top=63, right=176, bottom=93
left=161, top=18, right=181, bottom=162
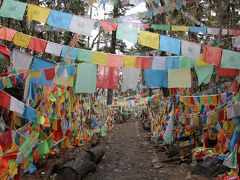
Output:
left=123, top=55, right=137, bottom=68
left=27, top=4, right=50, bottom=23
left=194, top=63, right=213, bottom=86
left=10, top=96, right=25, bottom=115
left=69, top=15, right=96, bottom=36
left=195, top=54, right=208, bottom=67
left=150, top=24, right=170, bottom=31
left=47, top=10, right=73, bottom=30
left=45, top=42, right=63, bottom=56
left=61, top=45, right=78, bottom=60
left=136, top=56, right=151, bottom=69
left=203, top=45, right=222, bottom=66
left=171, top=25, right=189, bottom=32
left=122, top=68, right=140, bottom=92
left=168, top=68, right=192, bottom=88
left=77, top=49, right=92, bottom=63
left=107, top=54, right=123, bottom=67
left=217, top=67, right=239, bottom=77
left=92, top=51, right=108, bottom=65
left=44, top=68, right=55, bottom=80
left=189, top=27, right=207, bottom=34
left=0, top=27, right=16, bottom=41
left=181, top=40, right=201, bottom=60
left=12, top=49, right=33, bottom=70
left=221, top=49, right=240, bottom=69
left=12, top=32, right=31, bottom=48
left=159, top=35, right=181, bottom=55
left=96, top=66, right=119, bottom=89
left=207, top=28, right=220, bottom=35
left=152, top=56, right=166, bottom=70
left=144, top=69, right=168, bottom=88
left=229, top=29, right=240, bottom=36
left=0, top=0, right=27, bottom=20
left=180, top=56, right=193, bottom=68
left=138, top=30, right=159, bottom=49
left=166, top=56, right=180, bottom=69
left=100, top=21, right=118, bottom=32
left=75, top=63, right=97, bottom=93
left=116, top=24, right=139, bottom=43
left=0, top=90, right=10, bottom=108
left=28, top=37, right=47, bottom=53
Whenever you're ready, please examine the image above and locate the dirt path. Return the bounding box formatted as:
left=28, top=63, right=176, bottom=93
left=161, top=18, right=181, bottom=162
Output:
left=84, top=120, right=202, bottom=180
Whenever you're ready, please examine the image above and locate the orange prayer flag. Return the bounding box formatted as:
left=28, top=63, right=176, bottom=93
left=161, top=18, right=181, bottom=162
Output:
left=28, top=37, right=47, bottom=53
left=0, top=27, right=16, bottom=41
left=100, top=21, right=118, bottom=32
left=136, top=56, right=152, bottom=69
left=203, top=96, right=208, bottom=105
left=203, top=45, right=222, bottom=66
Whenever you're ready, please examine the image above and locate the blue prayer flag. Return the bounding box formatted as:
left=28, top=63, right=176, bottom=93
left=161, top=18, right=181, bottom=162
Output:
left=166, top=56, right=180, bottom=69
left=159, top=35, right=181, bottom=55
left=47, top=10, right=73, bottom=30
left=144, top=69, right=168, bottom=88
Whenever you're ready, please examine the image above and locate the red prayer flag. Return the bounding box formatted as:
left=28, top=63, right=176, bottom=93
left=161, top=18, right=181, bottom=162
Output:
left=228, top=29, right=240, bottom=36
left=100, top=21, right=118, bottom=32
left=217, top=67, right=239, bottom=77
left=44, top=68, right=55, bottom=80
left=203, top=45, right=222, bottom=66
left=9, top=75, right=16, bottom=86
left=0, top=129, right=13, bottom=151
left=136, top=57, right=152, bottom=69
left=0, top=152, right=17, bottom=174
left=96, top=66, right=119, bottom=89
left=0, top=90, right=10, bottom=108
left=107, top=54, right=123, bottom=67
left=28, top=37, right=47, bottom=53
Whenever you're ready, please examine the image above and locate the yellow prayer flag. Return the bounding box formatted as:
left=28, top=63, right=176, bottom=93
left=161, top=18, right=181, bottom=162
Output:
left=195, top=54, right=209, bottom=67
left=27, top=4, right=51, bottom=23
left=92, top=52, right=108, bottom=65
left=123, top=55, right=137, bottom=68
left=138, top=30, right=159, bottom=49
left=12, top=32, right=31, bottom=48
left=171, top=25, right=190, bottom=32
left=55, top=76, right=74, bottom=87
left=29, top=70, right=41, bottom=79
left=168, top=68, right=192, bottom=88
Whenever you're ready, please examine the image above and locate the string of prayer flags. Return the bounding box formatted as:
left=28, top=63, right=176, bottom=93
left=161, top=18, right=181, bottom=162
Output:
left=12, top=32, right=32, bottom=48
left=77, top=49, right=93, bottom=63
left=107, top=54, right=123, bottom=67
left=152, top=56, right=166, bottom=70
left=116, top=24, right=139, bottom=44
left=47, top=10, right=73, bottom=30
left=0, top=27, right=16, bottom=41
left=144, top=69, right=168, bottom=88
left=181, top=40, right=201, bottom=61
left=69, top=15, right=96, bottom=36
left=27, top=4, right=51, bottom=23
left=123, top=55, right=137, bottom=68
left=138, top=30, right=159, bottom=49
left=136, top=56, right=152, bottom=69
left=168, top=68, right=191, bottom=88
left=194, top=63, right=213, bottom=86
left=0, top=0, right=27, bottom=20
left=121, top=68, right=141, bottom=92
left=75, top=63, right=97, bottom=93
left=171, top=25, right=189, bottom=32
left=159, top=35, right=181, bottom=55
left=221, top=49, right=240, bottom=70
left=12, top=49, right=33, bottom=70
left=96, top=66, right=119, bottom=89
left=203, top=45, right=222, bottom=66
left=28, top=37, right=47, bottom=53
left=45, top=42, right=63, bottom=56
left=92, top=52, right=108, bottom=65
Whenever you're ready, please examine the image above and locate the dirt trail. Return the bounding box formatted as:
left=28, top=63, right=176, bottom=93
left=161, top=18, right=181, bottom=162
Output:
left=84, top=120, right=202, bottom=180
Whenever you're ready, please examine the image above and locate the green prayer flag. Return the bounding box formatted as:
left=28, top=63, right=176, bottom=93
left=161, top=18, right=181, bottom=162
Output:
left=47, top=137, right=55, bottom=149
left=100, top=127, right=107, bottom=137
left=6, top=76, right=12, bottom=88
left=75, top=63, right=97, bottom=93
left=19, top=131, right=39, bottom=158
left=0, top=0, right=27, bottom=20
left=38, top=140, right=50, bottom=156
left=150, top=24, right=171, bottom=31
left=77, top=49, right=93, bottom=63
left=221, top=49, right=240, bottom=70
left=194, top=63, right=213, bottom=86
left=180, top=56, right=193, bottom=68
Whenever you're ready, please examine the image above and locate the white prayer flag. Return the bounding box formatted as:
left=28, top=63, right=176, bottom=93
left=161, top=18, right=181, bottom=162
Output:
left=45, top=42, right=63, bottom=56
left=181, top=40, right=201, bottom=60
left=10, top=96, right=25, bottom=115
left=152, top=56, right=166, bottom=70
left=12, top=49, right=33, bottom=70
left=122, top=68, right=141, bottom=92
